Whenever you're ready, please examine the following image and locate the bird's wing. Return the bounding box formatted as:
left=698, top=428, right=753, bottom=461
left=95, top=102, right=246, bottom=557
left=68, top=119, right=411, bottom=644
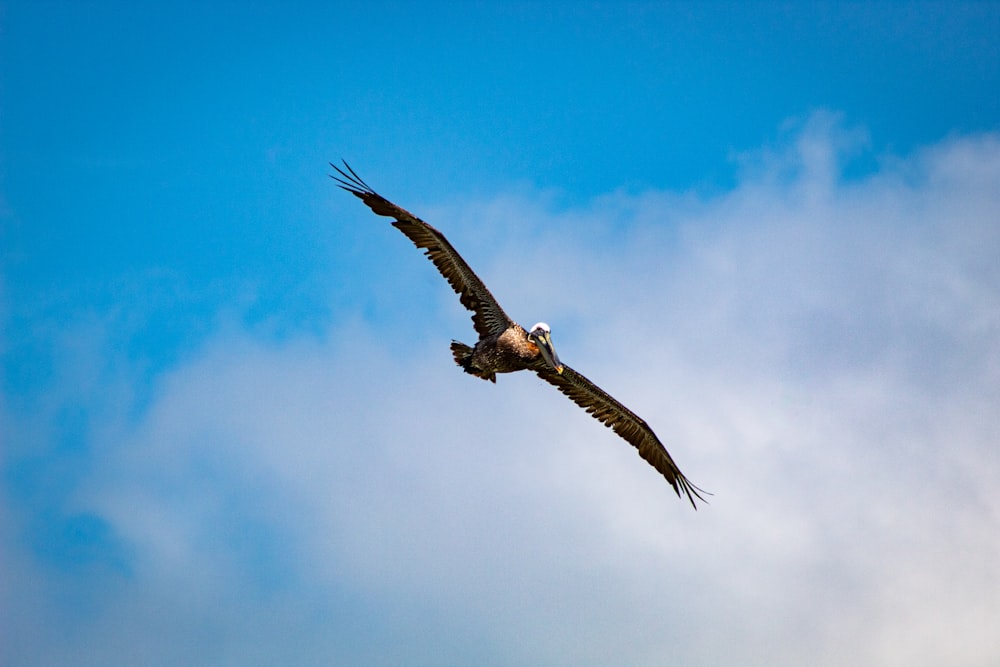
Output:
left=535, top=363, right=707, bottom=508
left=332, top=162, right=513, bottom=338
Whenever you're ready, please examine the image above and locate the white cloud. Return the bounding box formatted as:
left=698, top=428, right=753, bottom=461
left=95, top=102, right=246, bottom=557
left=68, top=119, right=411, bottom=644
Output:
left=4, top=117, right=1000, bottom=666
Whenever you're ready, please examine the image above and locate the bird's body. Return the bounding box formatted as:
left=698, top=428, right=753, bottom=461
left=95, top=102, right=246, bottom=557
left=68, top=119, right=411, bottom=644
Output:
left=331, top=162, right=706, bottom=508
left=452, top=324, right=542, bottom=382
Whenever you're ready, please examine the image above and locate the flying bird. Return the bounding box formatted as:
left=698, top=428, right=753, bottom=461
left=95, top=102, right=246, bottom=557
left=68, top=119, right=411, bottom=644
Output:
left=331, top=162, right=706, bottom=508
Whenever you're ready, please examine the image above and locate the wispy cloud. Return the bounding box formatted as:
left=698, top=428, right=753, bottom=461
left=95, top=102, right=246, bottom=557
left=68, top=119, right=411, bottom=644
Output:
left=3, top=116, right=999, bottom=666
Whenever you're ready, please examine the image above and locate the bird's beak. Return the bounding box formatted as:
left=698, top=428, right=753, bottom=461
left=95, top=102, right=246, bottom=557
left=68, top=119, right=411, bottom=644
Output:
left=535, top=330, right=564, bottom=374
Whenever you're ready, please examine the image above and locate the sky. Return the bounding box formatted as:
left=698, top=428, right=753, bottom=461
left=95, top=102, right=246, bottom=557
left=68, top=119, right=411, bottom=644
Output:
left=2, top=1, right=1000, bottom=665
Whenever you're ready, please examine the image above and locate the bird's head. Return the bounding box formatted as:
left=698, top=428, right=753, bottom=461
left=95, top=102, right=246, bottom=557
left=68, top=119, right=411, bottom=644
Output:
left=528, top=322, right=564, bottom=374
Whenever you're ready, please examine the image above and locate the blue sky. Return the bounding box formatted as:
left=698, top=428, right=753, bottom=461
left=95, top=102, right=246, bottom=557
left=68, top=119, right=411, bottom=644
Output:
left=3, top=2, right=1000, bottom=665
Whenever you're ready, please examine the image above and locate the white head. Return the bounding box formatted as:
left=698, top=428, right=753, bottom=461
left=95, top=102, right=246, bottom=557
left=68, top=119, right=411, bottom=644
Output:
left=529, top=322, right=551, bottom=336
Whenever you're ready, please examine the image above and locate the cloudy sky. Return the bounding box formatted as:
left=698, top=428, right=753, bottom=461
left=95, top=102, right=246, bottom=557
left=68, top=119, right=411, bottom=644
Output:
left=3, top=2, right=1000, bottom=665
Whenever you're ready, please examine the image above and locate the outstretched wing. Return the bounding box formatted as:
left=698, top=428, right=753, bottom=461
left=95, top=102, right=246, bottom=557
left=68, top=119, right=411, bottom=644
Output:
left=331, top=162, right=513, bottom=338
left=535, top=364, right=707, bottom=508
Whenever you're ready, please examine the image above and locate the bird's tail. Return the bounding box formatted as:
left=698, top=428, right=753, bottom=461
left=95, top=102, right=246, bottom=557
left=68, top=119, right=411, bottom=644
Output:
left=450, top=341, right=496, bottom=383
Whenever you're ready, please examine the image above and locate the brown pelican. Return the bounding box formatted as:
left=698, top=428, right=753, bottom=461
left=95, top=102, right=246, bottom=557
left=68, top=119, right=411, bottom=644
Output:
left=331, top=162, right=706, bottom=508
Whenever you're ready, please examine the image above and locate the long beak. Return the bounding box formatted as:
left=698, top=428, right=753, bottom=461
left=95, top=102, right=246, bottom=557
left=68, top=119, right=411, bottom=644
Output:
left=536, top=331, right=564, bottom=374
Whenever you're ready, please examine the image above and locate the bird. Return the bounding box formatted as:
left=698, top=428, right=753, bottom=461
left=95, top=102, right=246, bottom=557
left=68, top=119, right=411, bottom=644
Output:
left=331, top=162, right=706, bottom=508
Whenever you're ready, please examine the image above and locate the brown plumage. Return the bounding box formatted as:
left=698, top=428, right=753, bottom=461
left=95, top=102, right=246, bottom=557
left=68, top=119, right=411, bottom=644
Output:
left=331, top=161, right=707, bottom=508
